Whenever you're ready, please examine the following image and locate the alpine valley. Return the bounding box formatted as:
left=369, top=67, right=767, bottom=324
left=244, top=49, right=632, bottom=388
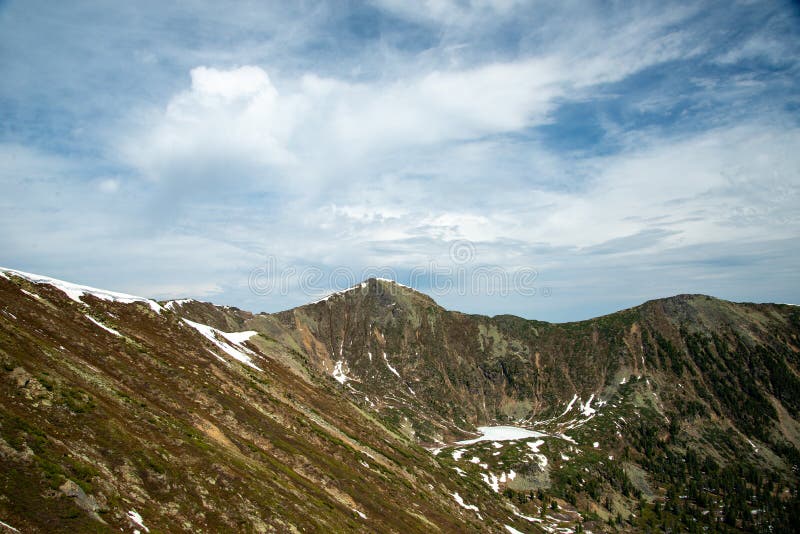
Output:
left=1, top=268, right=799, bottom=533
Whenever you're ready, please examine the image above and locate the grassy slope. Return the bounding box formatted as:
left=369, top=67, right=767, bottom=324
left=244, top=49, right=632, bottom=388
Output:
left=0, top=275, right=522, bottom=533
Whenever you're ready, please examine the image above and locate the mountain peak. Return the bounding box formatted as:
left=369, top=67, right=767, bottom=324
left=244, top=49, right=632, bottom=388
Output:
left=303, top=277, right=435, bottom=307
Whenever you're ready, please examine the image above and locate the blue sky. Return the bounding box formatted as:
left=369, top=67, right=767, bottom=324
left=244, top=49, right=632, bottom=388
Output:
left=1, top=0, right=799, bottom=322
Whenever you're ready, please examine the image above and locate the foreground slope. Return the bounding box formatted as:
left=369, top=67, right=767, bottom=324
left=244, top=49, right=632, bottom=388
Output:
left=0, top=270, right=526, bottom=533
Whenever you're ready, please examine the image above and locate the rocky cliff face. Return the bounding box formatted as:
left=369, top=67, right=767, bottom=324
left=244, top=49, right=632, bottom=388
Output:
left=2, top=271, right=799, bottom=532
left=269, top=280, right=800, bottom=449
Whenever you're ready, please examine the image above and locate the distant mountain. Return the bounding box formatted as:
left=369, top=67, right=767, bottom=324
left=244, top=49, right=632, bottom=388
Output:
left=1, top=269, right=798, bottom=532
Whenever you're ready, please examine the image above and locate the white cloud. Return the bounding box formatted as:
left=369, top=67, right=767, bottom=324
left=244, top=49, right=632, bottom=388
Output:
left=301, top=121, right=800, bottom=269
left=119, top=25, right=698, bottom=194
left=97, top=178, right=120, bottom=193
left=372, top=0, right=523, bottom=27
left=119, top=59, right=565, bottom=189
left=3, top=0, right=799, bottom=320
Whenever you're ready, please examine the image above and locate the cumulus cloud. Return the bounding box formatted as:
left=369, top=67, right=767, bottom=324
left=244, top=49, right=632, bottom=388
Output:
left=120, top=60, right=563, bottom=189
left=2, top=0, right=799, bottom=320
left=119, top=29, right=693, bottom=198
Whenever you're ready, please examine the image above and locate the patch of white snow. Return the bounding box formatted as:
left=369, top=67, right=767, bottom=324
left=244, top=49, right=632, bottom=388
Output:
left=85, top=315, right=122, bottom=337
left=452, top=492, right=480, bottom=513
left=127, top=510, right=149, bottom=533
left=481, top=472, right=500, bottom=492
left=1, top=267, right=163, bottom=313
left=580, top=394, right=596, bottom=417
left=382, top=352, right=401, bottom=378
left=219, top=330, right=257, bottom=344
left=456, top=426, right=545, bottom=445
left=0, top=519, right=19, bottom=532
left=164, top=298, right=193, bottom=310
left=183, top=319, right=262, bottom=371
left=560, top=394, right=578, bottom=417
left=20, top=288, right=42, bottom=300
left=332, top=360, right=350, bottom=384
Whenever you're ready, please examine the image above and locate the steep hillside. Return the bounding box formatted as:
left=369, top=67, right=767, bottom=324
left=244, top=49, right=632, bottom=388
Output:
left=2, top=270, right=799, bottom=533
left=264, top=279, right=800, bottom=531
left=0, top=270, right=531, bottom=533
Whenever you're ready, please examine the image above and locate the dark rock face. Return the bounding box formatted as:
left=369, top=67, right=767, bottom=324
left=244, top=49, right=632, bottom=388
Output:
left=271, top=281, right=800, bottom=449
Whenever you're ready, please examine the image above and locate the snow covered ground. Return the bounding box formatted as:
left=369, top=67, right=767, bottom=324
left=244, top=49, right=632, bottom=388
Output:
left=456, top=426, right=546, bottom=445
left=1, top=267, right=163, bottom=313
left=85, top=315, right=122, bottom=337
left=182, top=319, right=262, bottom=371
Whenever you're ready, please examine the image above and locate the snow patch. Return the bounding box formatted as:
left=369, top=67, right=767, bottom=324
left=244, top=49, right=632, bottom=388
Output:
left=85, top=315, right=122, bottom=337
left=183, top=319, right=262, bottom=371
left=375, top=277, right=413, bottom=290
left=382, top=352, right=401, bottom=378
left=579, top=394, right=596, bottom=417
left=127, top=510, right=149, bottom=533
left=481, top=472, right=500, bottom=492
left=505, top=526, right=525, bottom=534
left=310, top=280, right=370, bottom=304
left=332, top=360, right=350, bottom=384
left=20, top=288, right=42, bottom=300
left=452, top=449, right=466, bottom=461
left=556, top=433, right=578, bottom=444
left=452, top=492, right=480, bottom=513
left=0, top=519, right=19, bottom=532
left=514, top=509, right=542, bottom=523
left=527, top=439, right=548, bottom=469
left=219, top=330, right=257, bottom=345
left=164, top=298, right=193, bottom=310
left=1, top=267, right=163, bottom=313
left=528, top=439, right=545, bottom=452
left=456, top=426, right=545, bottom=445
left=593, top=442, right=600, bottom=448
left=560, top=394, right=578, bottom=417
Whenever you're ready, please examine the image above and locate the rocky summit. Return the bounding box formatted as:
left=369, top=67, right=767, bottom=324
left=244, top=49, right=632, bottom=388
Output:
left=1, top=269, right=799, bottom=533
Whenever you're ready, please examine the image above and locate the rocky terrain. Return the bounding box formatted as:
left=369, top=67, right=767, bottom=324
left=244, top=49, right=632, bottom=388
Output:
left=1, top=270, right=798, bottom=532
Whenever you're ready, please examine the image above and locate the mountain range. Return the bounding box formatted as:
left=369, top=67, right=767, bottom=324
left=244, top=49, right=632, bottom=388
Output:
left=1, top=268, right=798, bottom=533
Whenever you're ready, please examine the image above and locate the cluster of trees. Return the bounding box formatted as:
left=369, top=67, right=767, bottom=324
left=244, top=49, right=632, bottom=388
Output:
left=500, top=415, right=800, bottom=532
left=632, top=422, right=800, bottom=533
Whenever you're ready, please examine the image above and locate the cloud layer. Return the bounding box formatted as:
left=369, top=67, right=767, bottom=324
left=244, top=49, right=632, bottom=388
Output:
left=1, top=0, right=799, bottom=320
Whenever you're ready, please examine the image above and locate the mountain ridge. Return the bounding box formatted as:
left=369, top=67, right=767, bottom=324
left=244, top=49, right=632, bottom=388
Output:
left=1, top=267, right=799, bottom=532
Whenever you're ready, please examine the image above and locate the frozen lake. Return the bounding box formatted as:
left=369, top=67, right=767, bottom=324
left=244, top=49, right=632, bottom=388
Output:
left=455, top=425, right=546, bottom=445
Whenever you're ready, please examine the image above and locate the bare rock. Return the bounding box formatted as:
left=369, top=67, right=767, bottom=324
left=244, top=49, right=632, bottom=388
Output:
left=58, top=479, right=105, bottom=523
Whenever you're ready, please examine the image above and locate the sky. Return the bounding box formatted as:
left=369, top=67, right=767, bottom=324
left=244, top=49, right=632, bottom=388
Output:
left=1, top=0, right=799, bottom=322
